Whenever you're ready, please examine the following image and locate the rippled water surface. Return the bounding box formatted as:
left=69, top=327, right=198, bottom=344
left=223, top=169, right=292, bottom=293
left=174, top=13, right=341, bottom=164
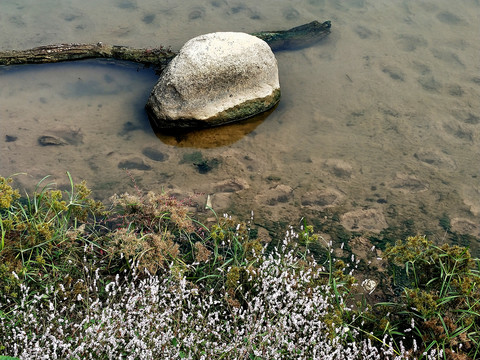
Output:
left=1, top=0, right=479, bottom=252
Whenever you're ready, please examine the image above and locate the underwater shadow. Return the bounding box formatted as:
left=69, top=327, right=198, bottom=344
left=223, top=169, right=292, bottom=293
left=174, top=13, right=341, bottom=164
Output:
left=151, top=105, right=277, bottom=148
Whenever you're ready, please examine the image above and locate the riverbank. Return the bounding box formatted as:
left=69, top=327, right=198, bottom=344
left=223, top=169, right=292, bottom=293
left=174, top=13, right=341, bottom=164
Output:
left=1, top=174, right=478, bottom=359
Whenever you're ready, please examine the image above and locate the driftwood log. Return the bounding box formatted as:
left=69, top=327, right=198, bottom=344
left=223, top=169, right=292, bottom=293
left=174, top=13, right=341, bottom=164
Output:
left=0, top=20, right=331, bottom=68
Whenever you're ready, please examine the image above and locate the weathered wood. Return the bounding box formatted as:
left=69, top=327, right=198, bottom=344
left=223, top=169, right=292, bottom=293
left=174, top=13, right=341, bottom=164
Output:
left=252, top=20, right=331, bottom=51
left=0, top=21, right=331, bottom=67
left=0, top=43, right=176, bottom=67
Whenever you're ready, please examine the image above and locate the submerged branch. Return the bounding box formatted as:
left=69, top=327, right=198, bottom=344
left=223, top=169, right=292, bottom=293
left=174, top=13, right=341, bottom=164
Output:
left=0, top=20, right=331, bottom=67
left=0, top=43, right=177, bottom=67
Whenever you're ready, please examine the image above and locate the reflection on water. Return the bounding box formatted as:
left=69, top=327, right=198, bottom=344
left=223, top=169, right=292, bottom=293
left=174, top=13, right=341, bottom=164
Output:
left=154, top=107, right=276, bottom=148
left=1, top=0, right=479, bottom=254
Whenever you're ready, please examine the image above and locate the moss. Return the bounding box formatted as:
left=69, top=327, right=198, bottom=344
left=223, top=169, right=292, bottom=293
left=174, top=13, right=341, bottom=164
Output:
left=207, top=89, right=281, bottom=127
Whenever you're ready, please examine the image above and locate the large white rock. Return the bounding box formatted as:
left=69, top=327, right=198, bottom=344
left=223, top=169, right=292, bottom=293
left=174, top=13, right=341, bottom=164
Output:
left=146, top=32, right=281, bottom=129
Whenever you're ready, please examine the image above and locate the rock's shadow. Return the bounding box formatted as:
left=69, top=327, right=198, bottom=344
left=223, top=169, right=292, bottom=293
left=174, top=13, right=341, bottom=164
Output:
left=152, top=105, right=277, bottom=148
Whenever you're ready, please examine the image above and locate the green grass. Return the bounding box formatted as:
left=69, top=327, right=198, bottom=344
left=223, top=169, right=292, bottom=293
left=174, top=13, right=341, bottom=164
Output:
left=0, top=173, right=479, bottom=359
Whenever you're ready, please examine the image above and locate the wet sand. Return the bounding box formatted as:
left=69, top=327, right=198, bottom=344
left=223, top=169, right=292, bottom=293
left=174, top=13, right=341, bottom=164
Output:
left=1, top=0, right=479, bottom=253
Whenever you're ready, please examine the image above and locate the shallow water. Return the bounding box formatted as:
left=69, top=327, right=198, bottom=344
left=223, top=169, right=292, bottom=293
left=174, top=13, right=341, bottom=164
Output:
left=1, top=0, right=479, bottom=253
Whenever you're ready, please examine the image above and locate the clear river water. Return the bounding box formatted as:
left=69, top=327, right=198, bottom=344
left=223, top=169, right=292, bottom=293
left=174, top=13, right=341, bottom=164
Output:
left=1, top=0, right=479, bottom=253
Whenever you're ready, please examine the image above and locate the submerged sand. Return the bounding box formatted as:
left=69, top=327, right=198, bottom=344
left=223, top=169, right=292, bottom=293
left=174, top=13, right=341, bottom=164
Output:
left=1, top=0, right=479, bottom=252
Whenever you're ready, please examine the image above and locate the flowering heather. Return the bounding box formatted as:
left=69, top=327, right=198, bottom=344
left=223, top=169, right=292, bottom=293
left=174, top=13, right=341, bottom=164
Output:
left=0, top=175, right=478, bottom=359
left=0, top=244, right=444, bottom=360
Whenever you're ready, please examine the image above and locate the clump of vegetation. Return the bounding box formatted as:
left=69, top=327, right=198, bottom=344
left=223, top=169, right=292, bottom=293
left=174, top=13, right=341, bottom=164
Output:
left=379, top=236, right=480, bottom=359
left=0, top=174, right=104, bottom=304
left=0, top=174, right=479, bottom=359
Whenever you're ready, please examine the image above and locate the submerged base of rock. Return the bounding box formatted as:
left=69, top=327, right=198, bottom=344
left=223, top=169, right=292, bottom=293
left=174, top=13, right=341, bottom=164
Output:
left=147, top=89, right=280, bottom=129
left=146, top=32, right=281, bottom=129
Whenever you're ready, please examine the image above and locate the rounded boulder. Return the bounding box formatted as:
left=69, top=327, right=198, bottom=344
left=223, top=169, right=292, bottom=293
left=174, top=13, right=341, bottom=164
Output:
left=146, top=32, right=281, bottom=129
